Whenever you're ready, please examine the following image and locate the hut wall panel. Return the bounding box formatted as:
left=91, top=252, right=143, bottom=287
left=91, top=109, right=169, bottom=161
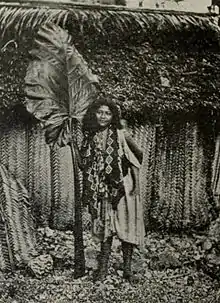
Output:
left=27, top=124, right=52, bottom=227
left=50, top=145, right=75, bottom=230
left=8, top=123, right=28, bottom=187
left=211, top=134, right=220, bottom=210
left=0, top=240, right=7, bottom=271
left=0, top=164, right=38, bottom=271
left=0, top=212, right=10, bottom=271
left=0, top=124, right=9, bottom=171
left=131, top=124, right=156, bottom=228
left=0, top=118, right=214, bottom=232
left=0, top=119, right=28, bottom=185
left=133, top=122, right=212, bottom=231
left=187, top=123, right=209, bottom=227
left=0, top=121, right=75, bottom=230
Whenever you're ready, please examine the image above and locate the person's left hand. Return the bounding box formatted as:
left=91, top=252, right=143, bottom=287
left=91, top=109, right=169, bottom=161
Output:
left=130, top=166, right=140, bottom=195
left=130, top=186, right=139, bottom=196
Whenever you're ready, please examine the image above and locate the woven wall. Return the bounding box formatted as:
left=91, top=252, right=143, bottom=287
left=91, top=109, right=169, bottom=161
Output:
left=0, top=118, right=28, bottom=187
left=132, top=121, right=215, bottom=231
left=0, top=116, right=216, bottom=233
left=0, top=118, right=75, bottom=230
left=27, top=123, right=51, bottom=227
left=0, top=163, right=38, bottom=271
left=50, top=145, right=75, bottom=230
left=211, top=133, right=220, bottom=210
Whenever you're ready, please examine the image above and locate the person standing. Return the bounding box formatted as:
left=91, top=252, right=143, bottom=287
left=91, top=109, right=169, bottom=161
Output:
left=80, top=98, right=145, bottom=282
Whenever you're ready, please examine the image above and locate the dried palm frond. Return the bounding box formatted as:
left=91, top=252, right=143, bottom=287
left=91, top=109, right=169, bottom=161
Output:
left=149, top=124, right=166, bottom=229
left=160, top=128, right=176, bottom=229
left=138, top=124, right=156, bottom=229
left=0, top=123, right=9, bottom=170
left=51, top=145, right=75, bottom=231
left=174, top=124, right=185, bottom=229
left=146, top=121, right=212, bottom=231
left=0, top=163, right=37, bottom=271
left=150, top=125, right=162, bottom=227
left=0, top=218, right=11, bottom=271
left=73, top=120, right=84, bottom=197
left=0, top=7, right=70, bottom=40
left=212, top=133, right=220, bottom=210
left=0, top=5, right=218, bottom=45
left=184, top=122, right=194, bottom=228
left=212, top=134, right=220, bottom=195
left=168, top=129, right=180, bottom=229
left=192, top=124, right=209, bottom=227
left=50, top=146, right=60, bottom=229
left=27, top=124, right=51, bottom=227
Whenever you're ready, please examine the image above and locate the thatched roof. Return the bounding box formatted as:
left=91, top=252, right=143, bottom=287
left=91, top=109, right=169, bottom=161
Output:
left=0, top=2, right=219, bottom=48
left=0, top=2, right=220, bottom=124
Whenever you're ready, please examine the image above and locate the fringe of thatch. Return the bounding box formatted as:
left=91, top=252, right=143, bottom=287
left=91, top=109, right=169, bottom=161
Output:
left=0, top=4, right=219, bottom=45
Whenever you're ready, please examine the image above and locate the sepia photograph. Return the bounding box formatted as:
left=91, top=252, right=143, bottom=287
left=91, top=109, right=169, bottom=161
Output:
left=0, top=0, right=220, bottom=302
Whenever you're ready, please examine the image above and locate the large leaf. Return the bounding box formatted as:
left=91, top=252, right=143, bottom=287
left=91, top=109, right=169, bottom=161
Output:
left=25, top=22, right=97, bottom=278
left=25, top=22, right=98, bottom=147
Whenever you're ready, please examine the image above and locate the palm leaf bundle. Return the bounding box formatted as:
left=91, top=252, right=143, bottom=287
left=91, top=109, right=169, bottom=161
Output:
left=0, top=163, right=37, bottom=271
left=25, top=22, right=98, bottom=278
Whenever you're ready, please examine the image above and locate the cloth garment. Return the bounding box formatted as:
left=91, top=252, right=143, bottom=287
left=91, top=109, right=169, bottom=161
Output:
left=81, top=126, right=145, bottom=246
left=81, top=125, right=125, bottom=213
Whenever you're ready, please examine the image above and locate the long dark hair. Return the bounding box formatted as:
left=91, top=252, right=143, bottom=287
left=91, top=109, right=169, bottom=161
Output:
left=82, top=98, right=122, bottom=133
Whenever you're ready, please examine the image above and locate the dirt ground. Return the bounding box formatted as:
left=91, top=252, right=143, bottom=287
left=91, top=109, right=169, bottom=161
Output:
left=0, top=229, right=219, bottom=303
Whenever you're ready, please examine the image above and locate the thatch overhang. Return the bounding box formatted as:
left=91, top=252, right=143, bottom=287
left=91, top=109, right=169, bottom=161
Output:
left=0, top=2, right=220, bottom=124
left=0, top=2, right=219, bottom=48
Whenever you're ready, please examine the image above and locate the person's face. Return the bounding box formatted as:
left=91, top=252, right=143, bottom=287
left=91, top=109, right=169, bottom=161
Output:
left=96, top=105, right=113, bottom=128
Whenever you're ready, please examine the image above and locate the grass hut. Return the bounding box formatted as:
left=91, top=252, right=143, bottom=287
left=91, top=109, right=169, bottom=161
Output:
left=0, top=1, right=220, bottom=233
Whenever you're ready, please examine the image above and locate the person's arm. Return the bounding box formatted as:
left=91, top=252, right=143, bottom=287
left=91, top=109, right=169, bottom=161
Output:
left=130, top=165, right=140, bottom=195
left=124, top=131, right=143, bottom=165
